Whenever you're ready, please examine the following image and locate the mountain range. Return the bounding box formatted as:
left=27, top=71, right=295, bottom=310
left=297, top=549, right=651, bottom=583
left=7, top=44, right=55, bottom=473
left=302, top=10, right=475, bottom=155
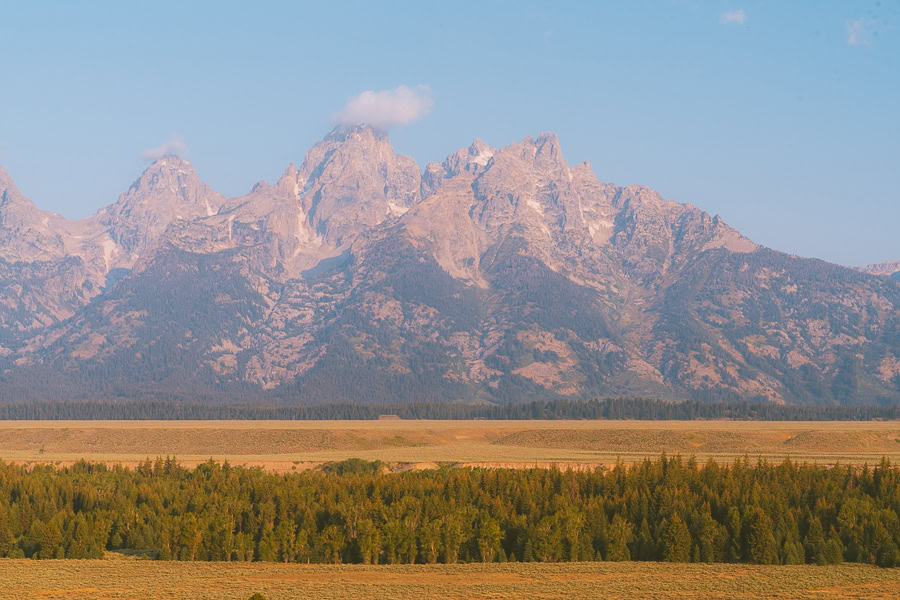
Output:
left=1, top=126, right=899, bottom=405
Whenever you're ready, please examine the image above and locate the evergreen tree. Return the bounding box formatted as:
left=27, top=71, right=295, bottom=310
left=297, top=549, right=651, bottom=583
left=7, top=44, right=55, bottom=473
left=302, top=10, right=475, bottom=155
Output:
left=562, top=508, right=585, bottom=562
left=823, top=530, right=844, bottom=565
left=0, top=521, right=11, bottom=557
left=420, top=520, right=441, bottom=564
left=441, top=517, right=463, bottom=564
left=725, top=508, right=743, bottom=562
left=876, top=541, right=900, bottom=568
left=661, top=514, right=691, bottom=562
left=531, top=516, right=562, bottom=562
left=746, top=509, right=779, bottom=565
left=695, top=510, right=725, bottom=563
left=607, top=515, right=632, bottom=561
left=256, top=528, right=277, bottom=562
left=23, top=520, right=45, bottom=559
left=523, top=539, right=535, bottom=562
left=295, top=528, right=311, bottom=564
left=356, top=520, right=379, bottom=565
left=274, top=521, right=296, bottom=563
left=634, top=518, right=656, bottom=561
left=477, top=518, right=502, bottom=563
left=320, top=525, right=345, bottom=564
left=782, top=540, right=805, bottom=565
left=805, top=517, right=827, bottom=566
left=178, top=515, right=203, bottom=561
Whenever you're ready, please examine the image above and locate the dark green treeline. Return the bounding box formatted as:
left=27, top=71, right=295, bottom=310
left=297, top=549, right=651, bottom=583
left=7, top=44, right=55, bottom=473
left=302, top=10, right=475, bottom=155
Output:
left=0, top=457, right=898, bottom=567
left=1, top=398, right=899, bottom=420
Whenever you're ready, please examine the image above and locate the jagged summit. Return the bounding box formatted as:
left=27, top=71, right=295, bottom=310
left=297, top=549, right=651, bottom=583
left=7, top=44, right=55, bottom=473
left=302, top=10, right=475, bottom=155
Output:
left=125, top=154, right=200, bottom=195
left=98, top=154, right=224, bottom=256
left=0, top=166, right=72, bottom=261
left=0, top=165, right=18, bottom=195
left=150, top=152, right=188, bottom=163
left=276, top=163, right=300, bottom=193
left=279, top=124, right=421, bottom=247
left=325, top=123, right=390, bottom=142
left=448, top=138, right=495, bottom=171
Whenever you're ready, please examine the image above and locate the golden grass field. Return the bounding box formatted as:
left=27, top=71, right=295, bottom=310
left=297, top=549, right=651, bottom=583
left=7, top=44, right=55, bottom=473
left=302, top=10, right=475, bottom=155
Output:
left=0, top=559, right=897, bottom=600
left=0, top=419, right=898, bottom=471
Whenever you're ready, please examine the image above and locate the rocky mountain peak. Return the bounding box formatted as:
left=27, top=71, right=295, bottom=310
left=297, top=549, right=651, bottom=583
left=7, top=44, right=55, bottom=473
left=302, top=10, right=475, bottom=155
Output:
left=533, top=132, right=564, bottom=171
left=0, top=167, right=40, bottom=218
left=0, top=167, right=72, bottom=264
left=323, top=123, right=389, bottom=144
left=0, top=166, right=18, bottom=195
left=0, top=166, right=36, bottom=214
left=305, top=125, right=395, bottom=166
left=292, top=126, right=421, bottom=248
left=126, top=154, right=200, bottom=196
left=97, top=155, right=225, bottom=257
left=488, top=132, right=566, bottom=175
left=276, top=163, right=300, bottom=194
left=422, top=139, right=496, bottom=198
left=470, top=133, right=571, bottom=210
left=448, top=138, right=496, bottom=174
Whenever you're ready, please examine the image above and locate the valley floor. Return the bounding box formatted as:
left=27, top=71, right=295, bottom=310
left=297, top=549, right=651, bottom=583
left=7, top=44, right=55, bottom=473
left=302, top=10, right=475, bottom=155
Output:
left=0, top=419, right=898, bottom=471
left=0, top=559, right=896, bottom=599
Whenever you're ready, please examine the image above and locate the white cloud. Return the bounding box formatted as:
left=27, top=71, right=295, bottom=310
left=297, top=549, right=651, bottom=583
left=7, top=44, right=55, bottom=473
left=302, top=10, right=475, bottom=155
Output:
left=720, top=9, right=746, bottom=25
left=333, top=85, right=434, bottom=130
left=140, top=135, right=187, bottom=160
left=847, top=18, right=873, bottom=46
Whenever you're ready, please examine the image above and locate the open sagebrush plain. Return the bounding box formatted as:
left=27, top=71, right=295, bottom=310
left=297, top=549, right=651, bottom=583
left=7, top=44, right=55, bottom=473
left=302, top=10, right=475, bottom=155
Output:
left=1, top=419, right=898, bottom=471
left=0, top=560, right=898, bottom=600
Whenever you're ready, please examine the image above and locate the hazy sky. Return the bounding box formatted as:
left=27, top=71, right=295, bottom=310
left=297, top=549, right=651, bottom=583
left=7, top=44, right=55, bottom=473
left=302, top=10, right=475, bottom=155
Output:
left=1, top=1, right=897, bottom=266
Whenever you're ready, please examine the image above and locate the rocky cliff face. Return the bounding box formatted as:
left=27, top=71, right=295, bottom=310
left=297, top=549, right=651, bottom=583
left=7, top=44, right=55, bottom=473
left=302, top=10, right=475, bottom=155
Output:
left=0, top=167, right=103, bottom=340
left=0, top=166, right=70, bottom=263
left=861, top=260, right=900, bottom=279
left=1, top=129, right=898, bottom=404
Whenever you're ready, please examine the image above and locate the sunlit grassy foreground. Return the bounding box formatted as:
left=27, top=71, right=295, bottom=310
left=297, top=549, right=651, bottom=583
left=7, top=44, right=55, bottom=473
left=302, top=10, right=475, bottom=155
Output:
left=0, top=559, right=897, bottom=599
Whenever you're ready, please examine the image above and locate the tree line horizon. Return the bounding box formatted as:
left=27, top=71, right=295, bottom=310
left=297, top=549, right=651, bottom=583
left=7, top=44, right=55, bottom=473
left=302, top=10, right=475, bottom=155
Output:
left=0, top=398, right=898, bottom=421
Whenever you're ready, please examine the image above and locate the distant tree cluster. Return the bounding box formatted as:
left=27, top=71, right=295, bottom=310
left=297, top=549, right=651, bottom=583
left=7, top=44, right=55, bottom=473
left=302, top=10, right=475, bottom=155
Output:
left=0, top=457, right=898, bottom=567
left=0, top=397, right=897, bottom=421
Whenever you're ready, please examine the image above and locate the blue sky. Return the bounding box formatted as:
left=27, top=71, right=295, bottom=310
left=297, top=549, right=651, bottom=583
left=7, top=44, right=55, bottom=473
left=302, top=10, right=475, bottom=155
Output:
left=0, top=1, right=897, bottom=266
